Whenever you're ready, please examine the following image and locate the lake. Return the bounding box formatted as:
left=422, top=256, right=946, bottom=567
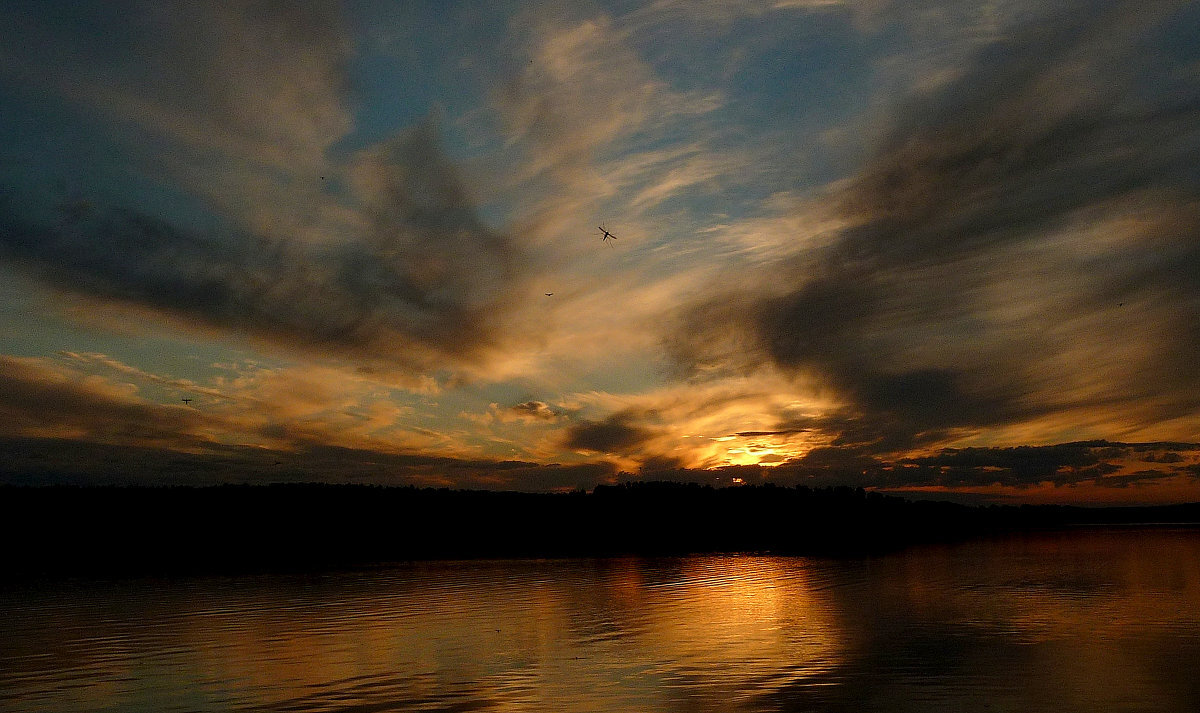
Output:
left=2, top=527, right=1199, bottom=712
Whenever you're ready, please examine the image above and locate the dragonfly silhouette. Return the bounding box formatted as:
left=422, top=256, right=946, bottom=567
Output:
left=598, top=225, right=617, bottom=246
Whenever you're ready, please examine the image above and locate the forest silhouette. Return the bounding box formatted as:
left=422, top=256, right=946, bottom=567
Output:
left=3, top=483, right=1198, bottom=577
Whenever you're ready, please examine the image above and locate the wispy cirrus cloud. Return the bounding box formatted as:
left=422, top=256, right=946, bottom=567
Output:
left=0, top=3, right=535, bottom=382
left=671, top=0, right=1200, bottom=454
left=0, top=165, right=520, bottom=380
left=0, top=354, right=212, bottom=447
left=496, top=11, right=720, bottom=188
left=0, top=353, right=617, bottom=490
left=0, top=0, right=353, bottom=243
left=492, top=7, right=726, bottom=250
left=44, top=352, right=462, bottom=457
left=0, top=434, right=620, bottom=491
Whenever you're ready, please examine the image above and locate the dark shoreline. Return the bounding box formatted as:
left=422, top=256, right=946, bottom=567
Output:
left=3, top=483, right=1198, bottom=579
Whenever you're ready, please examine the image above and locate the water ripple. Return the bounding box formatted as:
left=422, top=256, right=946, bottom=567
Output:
left=3, top=530, right=1200, bottom=712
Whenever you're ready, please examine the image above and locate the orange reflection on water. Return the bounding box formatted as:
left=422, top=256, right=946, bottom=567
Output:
left=844, top=529, right=1200, bottom=710
left=629, top=556, right=847, bottom=697
left=10, top=536, right=1198, bottom=713
left=2, top=558, right=851, bottom=713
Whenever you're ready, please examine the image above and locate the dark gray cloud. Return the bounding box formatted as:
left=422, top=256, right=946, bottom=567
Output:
left=0, top=435, right=620, bottom=491
left=905, top=443, right=1102, bottom=479
left=0, top=355, right=210, bottom=449
left=762, top=410, right=961, bottom=457
left=894, top=443, right=1121, bottom=487
left=673, top=0, right=1200, bottom=449
left=0, top=2, right=525, bottom=375
left=1097, top=469, right=1185, bottom=488
left=734, top=428, right=808, bottom=438
left=1143, top=451, right=1186, bottom=464
left=870, top=441, right=1200, bottom=489
left=0, top=124, right=521, bottom=370
left=0, top=1, right=351, bottom=217
left=563, top=413, right=656, bottom=455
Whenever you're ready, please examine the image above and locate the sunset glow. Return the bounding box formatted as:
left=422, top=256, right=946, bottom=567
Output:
left=2, top=0, right=1200, bottom=504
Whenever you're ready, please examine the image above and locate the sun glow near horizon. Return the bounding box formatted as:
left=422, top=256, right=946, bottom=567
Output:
left=2, top=1, right=1200, bottom=504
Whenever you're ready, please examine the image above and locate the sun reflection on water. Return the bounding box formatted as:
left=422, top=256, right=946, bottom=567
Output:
left=4, top=532, right=1200, bottom=712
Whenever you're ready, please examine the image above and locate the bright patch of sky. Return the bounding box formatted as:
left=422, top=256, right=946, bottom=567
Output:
left=3, top=0, right=1200, bottom=503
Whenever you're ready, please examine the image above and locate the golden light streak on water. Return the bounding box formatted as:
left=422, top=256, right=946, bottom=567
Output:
left=3, top=530, right=1199, bottom=712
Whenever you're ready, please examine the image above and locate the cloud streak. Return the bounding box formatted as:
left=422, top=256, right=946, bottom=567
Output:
left=0, top=3, right=531, bottom=379
left=0, top=355, right=211, bottom=447
left=672, top=0, right=1200, bottom=453
left=3, top=0, right=1200, bottom=505
left=3, top=353, right=1197, bottom=500
left=0, top=354, right=617, bottom=490
left=1, top=125, right=522, bottom=377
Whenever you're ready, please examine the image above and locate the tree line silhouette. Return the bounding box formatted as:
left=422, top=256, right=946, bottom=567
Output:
left=2, top=482, right=1198, bottom=577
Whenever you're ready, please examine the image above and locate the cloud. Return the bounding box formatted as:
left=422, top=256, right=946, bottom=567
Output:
left=0, top=355, right=621, bottom=490
left=59, top=351, right=231, bottom=400
left=0, top=434, right=622, bottom=491
left=628, top=0, right=851, bottom=31
left=898, top=444, right=1110, bottom=487
left=488, top=7, right=725, bottom=252
left=619, top=440, right=1200, bottom=497
left=4, top=351, right=1196, bottom=497
left=671, top=0, right=1200, bottom=450
left=0, top=122, right=522, bottom=375
left=496, top=12, right=717, bottom=187
left=1, top=352, right=455, bottom=460
left=503, top=401, right=561, bottom=423
left=0, top=1, right=354, bottom=243
left=1143, top=451, right=1186, bottom=464
left=0, top=4, right=532, bottom=380
left=0, top=355, right=211, bottom=447
left=734, top=428, right=809, bottom=438
left=563, top=412, right=657, bottom=455
left=885, top=441, right=1200, bottom=489
left=1088, top=469, right=1185, bottom=489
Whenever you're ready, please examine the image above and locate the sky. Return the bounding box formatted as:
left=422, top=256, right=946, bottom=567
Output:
left=2, top=0, right=1200, bottom=504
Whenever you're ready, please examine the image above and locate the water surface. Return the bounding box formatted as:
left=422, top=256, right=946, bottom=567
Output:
left=3, top=527, right=1199, bottom=712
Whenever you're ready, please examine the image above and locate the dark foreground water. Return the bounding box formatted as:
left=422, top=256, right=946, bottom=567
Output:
left=3, top=527, right=1199, bottom=713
